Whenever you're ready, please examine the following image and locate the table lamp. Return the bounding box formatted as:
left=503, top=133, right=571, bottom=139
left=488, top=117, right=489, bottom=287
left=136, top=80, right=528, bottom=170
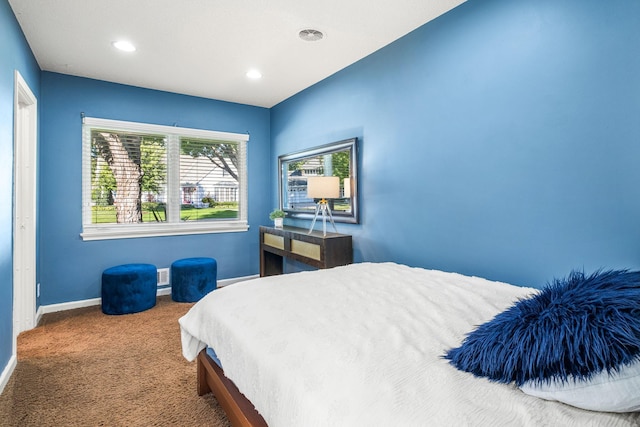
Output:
left=307, top=176, right=339, bottom=236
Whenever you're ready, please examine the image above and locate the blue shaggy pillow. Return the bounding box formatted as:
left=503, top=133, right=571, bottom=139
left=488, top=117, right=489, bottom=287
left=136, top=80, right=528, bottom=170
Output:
left=444, top=269, right=640, bottom=386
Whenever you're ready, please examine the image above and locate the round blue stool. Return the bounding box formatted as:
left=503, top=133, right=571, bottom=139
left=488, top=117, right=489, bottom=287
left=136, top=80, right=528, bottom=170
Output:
left=171, top=257, right=217, bottom=302
left=101, top=263, right=157, bottom=315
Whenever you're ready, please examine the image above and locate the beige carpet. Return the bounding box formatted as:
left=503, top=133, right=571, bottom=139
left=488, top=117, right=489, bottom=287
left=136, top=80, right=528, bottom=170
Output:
left=0, top=296, right=231, bottom=427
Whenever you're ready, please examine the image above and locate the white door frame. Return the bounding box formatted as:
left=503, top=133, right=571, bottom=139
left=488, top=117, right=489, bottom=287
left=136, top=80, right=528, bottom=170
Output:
left=13, top=70, right=38, bottom=344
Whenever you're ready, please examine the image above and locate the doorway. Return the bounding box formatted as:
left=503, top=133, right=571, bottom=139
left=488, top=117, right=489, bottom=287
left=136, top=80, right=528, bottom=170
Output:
left=13, top=70, right=37, bottom=341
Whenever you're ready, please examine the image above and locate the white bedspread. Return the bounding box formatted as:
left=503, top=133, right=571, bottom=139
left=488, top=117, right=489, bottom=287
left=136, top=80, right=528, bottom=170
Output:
left=179, top=262, right=640, bottom=427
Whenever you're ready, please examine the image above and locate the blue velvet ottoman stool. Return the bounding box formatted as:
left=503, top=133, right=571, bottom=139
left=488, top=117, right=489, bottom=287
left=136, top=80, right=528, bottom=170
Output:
left=171, top=257, right=217, bottom=302
left=101, top=263, right=157, bottom=315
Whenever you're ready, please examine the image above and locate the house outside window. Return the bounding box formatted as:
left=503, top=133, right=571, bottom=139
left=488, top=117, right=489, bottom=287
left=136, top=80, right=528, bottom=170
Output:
left=81, top=117, right=248, bottom=240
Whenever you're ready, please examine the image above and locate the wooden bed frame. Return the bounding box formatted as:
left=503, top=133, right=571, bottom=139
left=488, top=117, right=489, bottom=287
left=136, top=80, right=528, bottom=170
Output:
left=197, top=350, right=268, bottom=427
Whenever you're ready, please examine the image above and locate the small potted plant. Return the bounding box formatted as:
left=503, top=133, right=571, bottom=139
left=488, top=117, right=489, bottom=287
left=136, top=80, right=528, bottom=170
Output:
left=269, top=209, right=286, bottom=228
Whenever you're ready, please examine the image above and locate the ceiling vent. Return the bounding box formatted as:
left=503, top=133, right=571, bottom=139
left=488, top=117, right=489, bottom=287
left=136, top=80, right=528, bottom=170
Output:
left=299, top=29, right=324, bottom=42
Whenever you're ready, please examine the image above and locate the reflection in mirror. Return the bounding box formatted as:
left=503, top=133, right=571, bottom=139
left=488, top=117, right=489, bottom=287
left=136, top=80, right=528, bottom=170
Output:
left=278, top=138, right=358, bottom=224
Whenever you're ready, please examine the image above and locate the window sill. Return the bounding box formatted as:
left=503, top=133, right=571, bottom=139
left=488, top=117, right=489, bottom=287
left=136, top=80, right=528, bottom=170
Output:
left=80, top=221, right=249, bottom=241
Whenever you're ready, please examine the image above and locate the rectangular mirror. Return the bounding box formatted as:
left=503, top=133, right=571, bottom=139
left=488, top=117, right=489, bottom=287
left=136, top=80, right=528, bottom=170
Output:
left=278, top=138, right=358, bottom=224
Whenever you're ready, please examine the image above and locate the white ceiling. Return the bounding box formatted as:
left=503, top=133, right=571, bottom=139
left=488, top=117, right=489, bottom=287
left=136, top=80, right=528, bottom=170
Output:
left=9, top=0, right=465, bottom=108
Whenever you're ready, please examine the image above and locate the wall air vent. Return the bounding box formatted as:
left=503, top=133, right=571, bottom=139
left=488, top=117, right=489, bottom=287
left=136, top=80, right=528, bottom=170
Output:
left=157, top=268, right=170, bottom=286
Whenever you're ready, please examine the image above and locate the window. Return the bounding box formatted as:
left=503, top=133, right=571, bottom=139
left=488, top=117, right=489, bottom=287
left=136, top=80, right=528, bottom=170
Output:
left=81, top=117, right=248, bottom=240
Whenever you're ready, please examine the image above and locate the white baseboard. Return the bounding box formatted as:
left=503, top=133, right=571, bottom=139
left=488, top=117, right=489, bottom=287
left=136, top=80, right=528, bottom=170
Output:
left=39, top=274, right=258, bottom=315
left=0, top=354, right=17, bottom=395
left=35, top=305, right=44, bottom=328
left=157, top=286, right=172, bottom=296
left=40, top=297, right=102, bottom=315
left=219, top=274, right=259, bottom=287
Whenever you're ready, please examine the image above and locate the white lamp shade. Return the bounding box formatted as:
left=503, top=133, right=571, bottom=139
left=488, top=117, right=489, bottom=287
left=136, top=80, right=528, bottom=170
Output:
left=307, top=176, right=340, bottom=199
left=343, top=178, right=351, bottom=198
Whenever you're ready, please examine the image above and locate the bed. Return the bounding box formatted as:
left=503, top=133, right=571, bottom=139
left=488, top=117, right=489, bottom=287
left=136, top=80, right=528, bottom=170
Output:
left=179, top=262, right=640, bottom=426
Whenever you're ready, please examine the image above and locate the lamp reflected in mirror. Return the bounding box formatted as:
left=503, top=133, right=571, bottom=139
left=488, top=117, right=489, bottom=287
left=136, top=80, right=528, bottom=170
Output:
left=307, top=176, right=339, bottom=236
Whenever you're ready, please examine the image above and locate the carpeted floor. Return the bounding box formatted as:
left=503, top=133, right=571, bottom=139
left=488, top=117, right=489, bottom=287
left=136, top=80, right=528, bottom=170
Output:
left=0, top=296, right=231, bottom=427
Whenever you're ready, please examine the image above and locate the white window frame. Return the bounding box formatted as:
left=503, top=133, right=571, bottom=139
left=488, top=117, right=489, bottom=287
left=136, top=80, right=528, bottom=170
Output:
left=81, top=117, right=249, bottom=241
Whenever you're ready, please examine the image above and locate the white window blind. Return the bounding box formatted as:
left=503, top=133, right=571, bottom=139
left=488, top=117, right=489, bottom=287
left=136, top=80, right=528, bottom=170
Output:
left=178, top=137, right=241, bottom=221
left=81, top=117, right=249, bottom=240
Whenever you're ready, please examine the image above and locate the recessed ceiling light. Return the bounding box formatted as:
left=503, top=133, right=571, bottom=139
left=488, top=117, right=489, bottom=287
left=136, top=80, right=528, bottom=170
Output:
left=299, top=29, right=324, bottom=42
left=112, top=40, right=136, bottom=52
left=246, top=69, right=263, bottom=80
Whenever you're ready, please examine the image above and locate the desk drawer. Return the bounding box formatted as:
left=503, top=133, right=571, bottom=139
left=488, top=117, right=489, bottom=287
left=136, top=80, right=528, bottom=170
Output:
left=290, top=239, right=321, bottom=261
left=263, top=233, right=285, bottom=250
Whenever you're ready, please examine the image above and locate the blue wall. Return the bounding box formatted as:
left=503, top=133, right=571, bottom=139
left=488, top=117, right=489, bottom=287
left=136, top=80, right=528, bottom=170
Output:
left=4, top=0, right=640, bottom=382
left=0, top=0, right=40, bottom=379
left=271, top=0, right=640, bottom=288
left=39, top=72, right=270, bottom=305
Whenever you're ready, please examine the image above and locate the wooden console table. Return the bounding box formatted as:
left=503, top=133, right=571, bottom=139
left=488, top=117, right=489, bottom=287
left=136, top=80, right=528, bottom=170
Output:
left=259, top=226, right=353, bottom=276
